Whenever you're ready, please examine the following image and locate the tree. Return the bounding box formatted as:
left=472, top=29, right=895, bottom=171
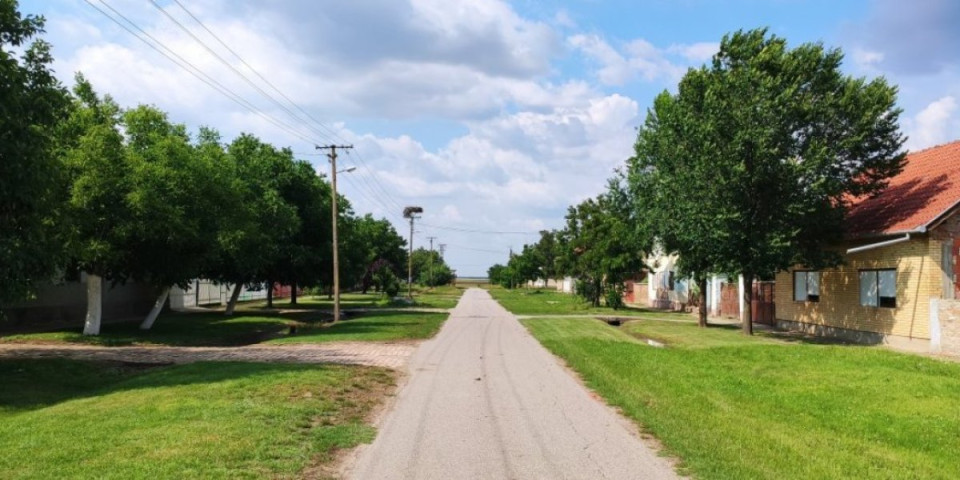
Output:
left=210, top=134, right=299, bottom=315
left=122, top=110, right=231, bottom=329
left=629, top=90, right=727, bottom=327
left=58, top=77, right=131, bottom=335
left=342, top=214, right=407, bottom=293
left=0, top=1, right=70, bottom=306
left=557, top=179, right=648, bottom=307
left=268, top=158, right=333, bottom=306
left=487, top=263, right=511, bottom=288
left=410, top=247, right=453, bottom=287
left=630, top=28, right=905, bottom=334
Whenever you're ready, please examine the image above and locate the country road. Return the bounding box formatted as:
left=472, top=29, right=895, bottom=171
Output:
left=346, top=288, right=679, bottom=480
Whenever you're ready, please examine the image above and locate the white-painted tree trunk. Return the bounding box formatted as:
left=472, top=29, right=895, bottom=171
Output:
left=139, top=287, right=170, bottom=330
left=82, top=274, right=103, bottom=336
left=224, top=283, right=243, bottom=316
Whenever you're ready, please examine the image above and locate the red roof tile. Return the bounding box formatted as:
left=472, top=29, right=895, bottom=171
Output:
left=846, top=140, right=960, bottom=237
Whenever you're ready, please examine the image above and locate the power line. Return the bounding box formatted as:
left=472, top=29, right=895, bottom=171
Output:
left=149, top=0, right=338, bottom=144
left=419, top=223, right=541, bottom=235
left=444, top=243, right=511, bottom=255
left=86, top=0, right=318, bottom=145
left=168, top=0, right=345, bottom=142
left=157, top=0, right=413, bottom=218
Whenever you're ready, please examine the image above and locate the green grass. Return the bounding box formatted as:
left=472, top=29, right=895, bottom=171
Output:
left=267, top=311, right=448, bottom=344
left=485, top=286, right=691, bottom=318
left=0, top=311, right=294, bottom=346
left=1, top=309, right=449, bottom=347
left=268, top=286, right=463, bottom=311
left=0, top=359, right=395, bottom=479
left=522, top=317, right=960, bottom=479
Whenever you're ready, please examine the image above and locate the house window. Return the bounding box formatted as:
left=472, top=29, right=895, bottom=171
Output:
left=859, top=269, right=896, bottom=308
left=793, top=271, right=820, bottom=302
left=668, top=271, right=675, bottom=291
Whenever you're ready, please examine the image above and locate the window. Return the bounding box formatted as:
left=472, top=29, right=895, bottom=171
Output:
left=793, top=271, right=820, bottom=302
left=859, top=269, right=896, bottom=308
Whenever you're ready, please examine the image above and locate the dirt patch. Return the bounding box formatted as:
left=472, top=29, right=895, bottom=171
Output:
left=301, top=367, right=400, bottom=480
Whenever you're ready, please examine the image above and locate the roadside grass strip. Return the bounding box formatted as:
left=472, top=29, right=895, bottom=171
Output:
left=522, top=317, right=960, bottom=479
left=0, top=359, right=395, bottom=479
left=267, top=312, right=448, bottom=344
left=2, top=311, right=448, bottom=347
left=486, top=286, right=692, bottom=318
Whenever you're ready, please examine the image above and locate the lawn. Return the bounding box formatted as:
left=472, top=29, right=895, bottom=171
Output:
left=268, top=285, right=463, bottom=310
left=522, top=317, right=960, bottom=479
left=1, top=310, right=448, bottom=347
left=267, top=311, right=448, bottom=344
left=0, top=358, right=395, bottom=479
left=486, top=285, right=691, bottom=318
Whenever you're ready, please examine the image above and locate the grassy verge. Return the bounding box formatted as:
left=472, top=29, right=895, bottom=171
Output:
left=268, top=311, right=448, bottom=344
left=269, top=286, right=463, bottom=311
left=1, top=310, right=447, bottom=347
left=0, top=358, right=395, bottom=479
left=522, top=317, right=960, bottom=479
left=485, top=285, right=690, bottom=318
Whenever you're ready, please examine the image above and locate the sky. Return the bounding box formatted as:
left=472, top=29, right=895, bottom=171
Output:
left=20, top=0, right=960, bottom=276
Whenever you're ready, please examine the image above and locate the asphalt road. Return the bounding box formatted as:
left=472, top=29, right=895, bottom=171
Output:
left=346, top=288, right=679, bottom=480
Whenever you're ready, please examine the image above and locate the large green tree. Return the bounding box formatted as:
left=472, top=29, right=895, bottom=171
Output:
left=211, top=134, right=299, bottom=315
left=122, top=108, right=230, bottom=329
left=629, top=28, right=905, bottom=334
left=0, top=1, right=70, bottom=306
left=58, top=77, right=132, bottom=335
left=557, top=179, right=647, bottom=308
left=341, top=214, right=407, bottom=293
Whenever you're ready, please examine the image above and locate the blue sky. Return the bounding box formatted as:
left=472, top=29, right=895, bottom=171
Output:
left=21, top=0, right=960, bottom=276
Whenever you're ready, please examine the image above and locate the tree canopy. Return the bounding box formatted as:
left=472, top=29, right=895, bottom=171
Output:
left=628, top=28, right=906, bottom=333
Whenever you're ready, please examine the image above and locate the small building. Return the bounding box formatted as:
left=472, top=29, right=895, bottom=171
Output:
left=775, top=141, right=960, bottom=354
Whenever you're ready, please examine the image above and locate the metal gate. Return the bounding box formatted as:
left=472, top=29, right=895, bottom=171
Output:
left=751, top=281, right=776, bottom=326
left=719, top=282, right=740, bottom=318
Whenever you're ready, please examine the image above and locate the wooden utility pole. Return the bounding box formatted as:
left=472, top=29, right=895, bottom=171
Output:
left=427, top=236, right=437, bottom=287
left=403, top=206, right=423, bottom=299
left=317, top=144, right=353, bottom=322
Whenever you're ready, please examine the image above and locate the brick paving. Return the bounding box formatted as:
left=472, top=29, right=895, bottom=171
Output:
left=0, top=342, right=416, bottom=369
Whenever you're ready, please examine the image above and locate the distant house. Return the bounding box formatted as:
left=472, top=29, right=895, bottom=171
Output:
left=775, top=141, right=960, bottom=354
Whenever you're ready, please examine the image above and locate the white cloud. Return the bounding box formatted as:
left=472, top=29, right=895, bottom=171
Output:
left=851, top=48, right=885, bottom=69
left=666, top=42, right=718, bottom=63
left=905, top=96, right=958, bottom=150
left=568, top=34, right=712, bottom=86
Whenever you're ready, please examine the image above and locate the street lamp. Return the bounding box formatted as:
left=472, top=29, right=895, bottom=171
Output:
left=317, top=144, right=354, bottom=322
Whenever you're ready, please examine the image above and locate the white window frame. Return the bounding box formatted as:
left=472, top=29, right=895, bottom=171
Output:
left=793, top=271, right=820, bottom=302
left=859, top=269, right=897, bottom=308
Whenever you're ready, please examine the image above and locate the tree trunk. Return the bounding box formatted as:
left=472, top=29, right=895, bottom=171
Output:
left=225, top=282, right=243, bottom=316
left=82, top=273, right=103, bottom=335
left=139, top=286, right=170, bottom=330
left=697, top=277, right=708, bottom=328
left=741, top=273, right=754, bottom=335
left=291, top=281, right=298, bottom=305
left=266, top=281, right=274, bottom=308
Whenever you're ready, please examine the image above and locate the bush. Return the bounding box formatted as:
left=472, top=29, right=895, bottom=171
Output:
left=604, top=283, right=625, bottom=310
left=384, top=278, right=400, bottom=297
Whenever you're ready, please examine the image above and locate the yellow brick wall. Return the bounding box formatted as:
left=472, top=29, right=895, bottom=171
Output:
left=775, top=236, right=944, bottom=340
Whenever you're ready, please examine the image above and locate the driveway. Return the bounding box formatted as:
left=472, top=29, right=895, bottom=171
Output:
left=346, top=288, right=679, bottom=479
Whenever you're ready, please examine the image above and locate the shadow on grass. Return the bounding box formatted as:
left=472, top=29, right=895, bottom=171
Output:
left=0, top=359, right=329, bottom=413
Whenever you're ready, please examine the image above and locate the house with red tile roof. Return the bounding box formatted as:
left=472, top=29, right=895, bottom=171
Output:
left=774, top=140, right=960, bottom=354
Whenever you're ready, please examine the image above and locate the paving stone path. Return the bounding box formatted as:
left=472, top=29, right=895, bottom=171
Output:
left=0, top=342, right=415, bottom=369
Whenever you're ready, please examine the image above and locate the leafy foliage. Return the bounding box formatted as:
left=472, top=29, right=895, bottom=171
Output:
left=628, top=28, right=905, bottom=333
left=0, top=2, right=70, bottom=304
